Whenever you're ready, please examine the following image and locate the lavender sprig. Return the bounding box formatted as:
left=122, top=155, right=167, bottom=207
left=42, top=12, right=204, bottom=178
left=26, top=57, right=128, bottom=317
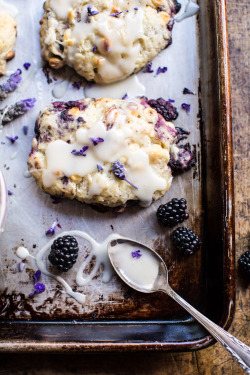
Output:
left=71, top=146, right=88, bottom=156
left=111, top=161, right=138, bottom=189
left=1, top=98, right=36, bottom=125
left=0, top=69, right=22, bottom=102
left=143, top=62, right=154, bottom=73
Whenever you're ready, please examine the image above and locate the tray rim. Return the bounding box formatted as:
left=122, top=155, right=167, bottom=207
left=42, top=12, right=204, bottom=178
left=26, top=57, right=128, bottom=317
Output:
left=0, top=0, right=235, bottom=352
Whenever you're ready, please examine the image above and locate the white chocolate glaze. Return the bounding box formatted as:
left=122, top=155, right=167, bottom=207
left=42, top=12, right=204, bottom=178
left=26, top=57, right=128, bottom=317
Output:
left=110, top=241, right=159, bottom=290
left=52, top=79, right=70, bottom=99
left=49, top=0, right=144, bottom=83
left=16, top=231, right=124, bottom=304
left=84, top=75, right=145, bottom=100
left=175, top=0, right=199, bottom=23
left=16, top=246, right=32, bottom=260
left=42, top=101, right=168, bottom=207
left=23, top=170, right=32, bottom=178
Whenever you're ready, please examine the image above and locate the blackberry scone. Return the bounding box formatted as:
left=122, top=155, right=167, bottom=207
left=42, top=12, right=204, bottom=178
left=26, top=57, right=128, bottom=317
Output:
left=40, top=0, right=180, bottom=83
left=28, top=98, right=178, bottom=207
left=0, top=8, right=17, bottom=74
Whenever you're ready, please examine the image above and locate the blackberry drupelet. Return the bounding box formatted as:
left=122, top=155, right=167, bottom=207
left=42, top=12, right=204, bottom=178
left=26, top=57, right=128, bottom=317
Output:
left=157, top=198, right=189, bottom=227
left=48, top=235, right=79, bottom=272
left=171, top=227, right=201, bottom=255
left=238, top=251, right=250, bottom=277
left=147, top=98, right=179, bottom=121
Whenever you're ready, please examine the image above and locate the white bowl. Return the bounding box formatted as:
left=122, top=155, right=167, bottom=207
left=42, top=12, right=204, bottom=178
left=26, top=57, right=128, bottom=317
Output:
left=0, top=170, right=7, bottom=234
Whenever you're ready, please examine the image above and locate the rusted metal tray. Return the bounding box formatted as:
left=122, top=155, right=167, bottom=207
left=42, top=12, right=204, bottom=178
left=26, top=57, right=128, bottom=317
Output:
left=0, top=0, right=234, bottom=351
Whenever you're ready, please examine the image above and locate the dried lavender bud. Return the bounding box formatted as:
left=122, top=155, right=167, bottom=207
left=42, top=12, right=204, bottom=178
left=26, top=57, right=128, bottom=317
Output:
left=110, top=11, right=122, bottom=17
left=155, top=66, right=168, bottom=76
left=97, top=164, right=103, bottom=172
left=23, top=63, right=31, bottom=70
left=111, top=161, right=138, bottom=189
left=0, top=69, right=22, bottom=102
left=45, top=221, right=57, bottom=236
left=183, top=88, right=194, bottom=95
left=71, top=146, right=88, bottom=156
left=89, top=137, right=104, bottom=146
left=122, top=93, right=128, bottom=100
left=1, top=98, right=36, bottom=125
left=143, top=62, right=154, bottom=73
left=131, top=250, right=142, bottom=259
left=6, top=136, right=18, bottom=143
left=87, top=7, right=99, bottom=16
left=181, top=103, right=191, bottom=113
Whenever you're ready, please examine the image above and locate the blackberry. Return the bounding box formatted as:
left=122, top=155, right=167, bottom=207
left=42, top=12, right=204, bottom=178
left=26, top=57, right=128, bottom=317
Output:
left=238, top=251, right=250, bottom=277
left=157, top=198, right=189, bottom=227
left=147, top=98, right=179, bottom=122
left=48, top=235, right=79, bottom=272
left=171, top=227, right=201, bottom=255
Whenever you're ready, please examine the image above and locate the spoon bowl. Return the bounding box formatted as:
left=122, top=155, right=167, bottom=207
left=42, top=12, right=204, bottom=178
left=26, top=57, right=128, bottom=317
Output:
left=108, top=238, right=168, bottom=293
left=108, top=238, right=250, bottom=373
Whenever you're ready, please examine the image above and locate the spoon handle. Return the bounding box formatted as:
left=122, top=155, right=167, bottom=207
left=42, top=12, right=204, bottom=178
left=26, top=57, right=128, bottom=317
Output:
left=164, top=286, right=250, bottom=373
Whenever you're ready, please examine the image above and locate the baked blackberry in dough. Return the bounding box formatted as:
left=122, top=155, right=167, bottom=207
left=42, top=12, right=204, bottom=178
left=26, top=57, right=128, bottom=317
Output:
left=0, top=8, right=17, bottom=74
left=40, top=0, right=180, bottom=83
left=28, top=98, right=178, bottom=208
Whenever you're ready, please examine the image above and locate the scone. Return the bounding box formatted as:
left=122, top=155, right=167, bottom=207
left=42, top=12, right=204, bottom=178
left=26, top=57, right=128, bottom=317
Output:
left=0, top=8, right=17, bottom=75
left=28, top=98, right=178, bottom=207
left=40, top=0, right=180, bottom=83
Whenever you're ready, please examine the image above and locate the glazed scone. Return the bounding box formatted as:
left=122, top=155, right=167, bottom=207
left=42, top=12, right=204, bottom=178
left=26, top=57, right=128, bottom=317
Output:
left=0, top=8, right=17, bottom=75
left=40, top=0, right=180, bottom=83
left=28, top=98, right=178, bottom=207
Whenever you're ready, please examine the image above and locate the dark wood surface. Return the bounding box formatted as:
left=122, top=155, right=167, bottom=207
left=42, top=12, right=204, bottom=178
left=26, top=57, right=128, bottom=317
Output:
left=0, top=0, right=249, bottom=373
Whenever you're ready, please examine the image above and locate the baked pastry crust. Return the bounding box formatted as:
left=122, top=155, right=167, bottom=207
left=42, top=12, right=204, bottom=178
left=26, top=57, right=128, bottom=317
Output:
left=40, top=0, right=179, bottom=83
left=28, top=98, right=178, bottom=207
left=0, top=8, right=17, bottom=75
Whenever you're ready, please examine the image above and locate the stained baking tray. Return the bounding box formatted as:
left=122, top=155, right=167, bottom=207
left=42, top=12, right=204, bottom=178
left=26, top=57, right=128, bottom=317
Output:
left=0, top=0, right=234, bottom=351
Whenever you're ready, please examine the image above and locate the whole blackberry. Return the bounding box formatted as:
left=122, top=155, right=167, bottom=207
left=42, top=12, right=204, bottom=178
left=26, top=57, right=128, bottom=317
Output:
left=157, top=198, right=189, bottom=227
left=147, top=98, right=179, bottom=121
left=171, top=227, right=201, bottom=255
left=238, top=251, right=250, bottom=277
left=48, top=235, right=79, bottom=272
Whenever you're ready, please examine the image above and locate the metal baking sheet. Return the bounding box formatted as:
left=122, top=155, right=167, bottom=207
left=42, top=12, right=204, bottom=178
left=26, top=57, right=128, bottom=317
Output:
left=0, top=0, right=234, bottom=351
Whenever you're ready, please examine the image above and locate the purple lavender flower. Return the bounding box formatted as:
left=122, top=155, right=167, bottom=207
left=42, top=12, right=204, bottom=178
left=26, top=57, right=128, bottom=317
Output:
left=6, top=135, right=18, bottom=143
left=131, top=250, right=142, bottom=259
left=89, top=137, right=104, bottom=146
left=93, top=46, right=97, bottom=53
left=72, top=81, right=82, bottom=90
left=18, top=262, right=25, bottom=272
left=111, top=161, right=138, bottom=189
left=97, top=164, right=103, bottom=172
left=45, top=221, right=57, bottom=236
left=168, top=99, right=175, bottom=103
left=143, top=62, right=154, bottom=73
left=122, top=93, right=128, bottom=100
left=23, top=126, right=28, bottom=135
left=7, top=190, right=13, bottom=195
left=33, top=270, right=41, bottom=283
left=71, top=146, right=88, bottom=156
left=156, top=66, right=168, bottom=76
left=110, top=11, right=122, bottom=17
left=181, top=103, right=191, bottom=113
left=183, top=88, right=195, bottom=95
left=23, top=63, right=31, bottom=70
left=0, top=69, right=22, bottom=102
left=87, top=7, right=99, bottom=16
left=29, top=270, right=45, bottom=297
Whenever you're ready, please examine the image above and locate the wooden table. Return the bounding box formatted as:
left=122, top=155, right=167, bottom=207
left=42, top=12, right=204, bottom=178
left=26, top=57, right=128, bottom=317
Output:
left=1, top=1, right=249, bottom=373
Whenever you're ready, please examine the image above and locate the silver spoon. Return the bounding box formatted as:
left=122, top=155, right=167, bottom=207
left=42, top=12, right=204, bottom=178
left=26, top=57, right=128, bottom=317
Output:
left=108, top=238, right=250, bottom=373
